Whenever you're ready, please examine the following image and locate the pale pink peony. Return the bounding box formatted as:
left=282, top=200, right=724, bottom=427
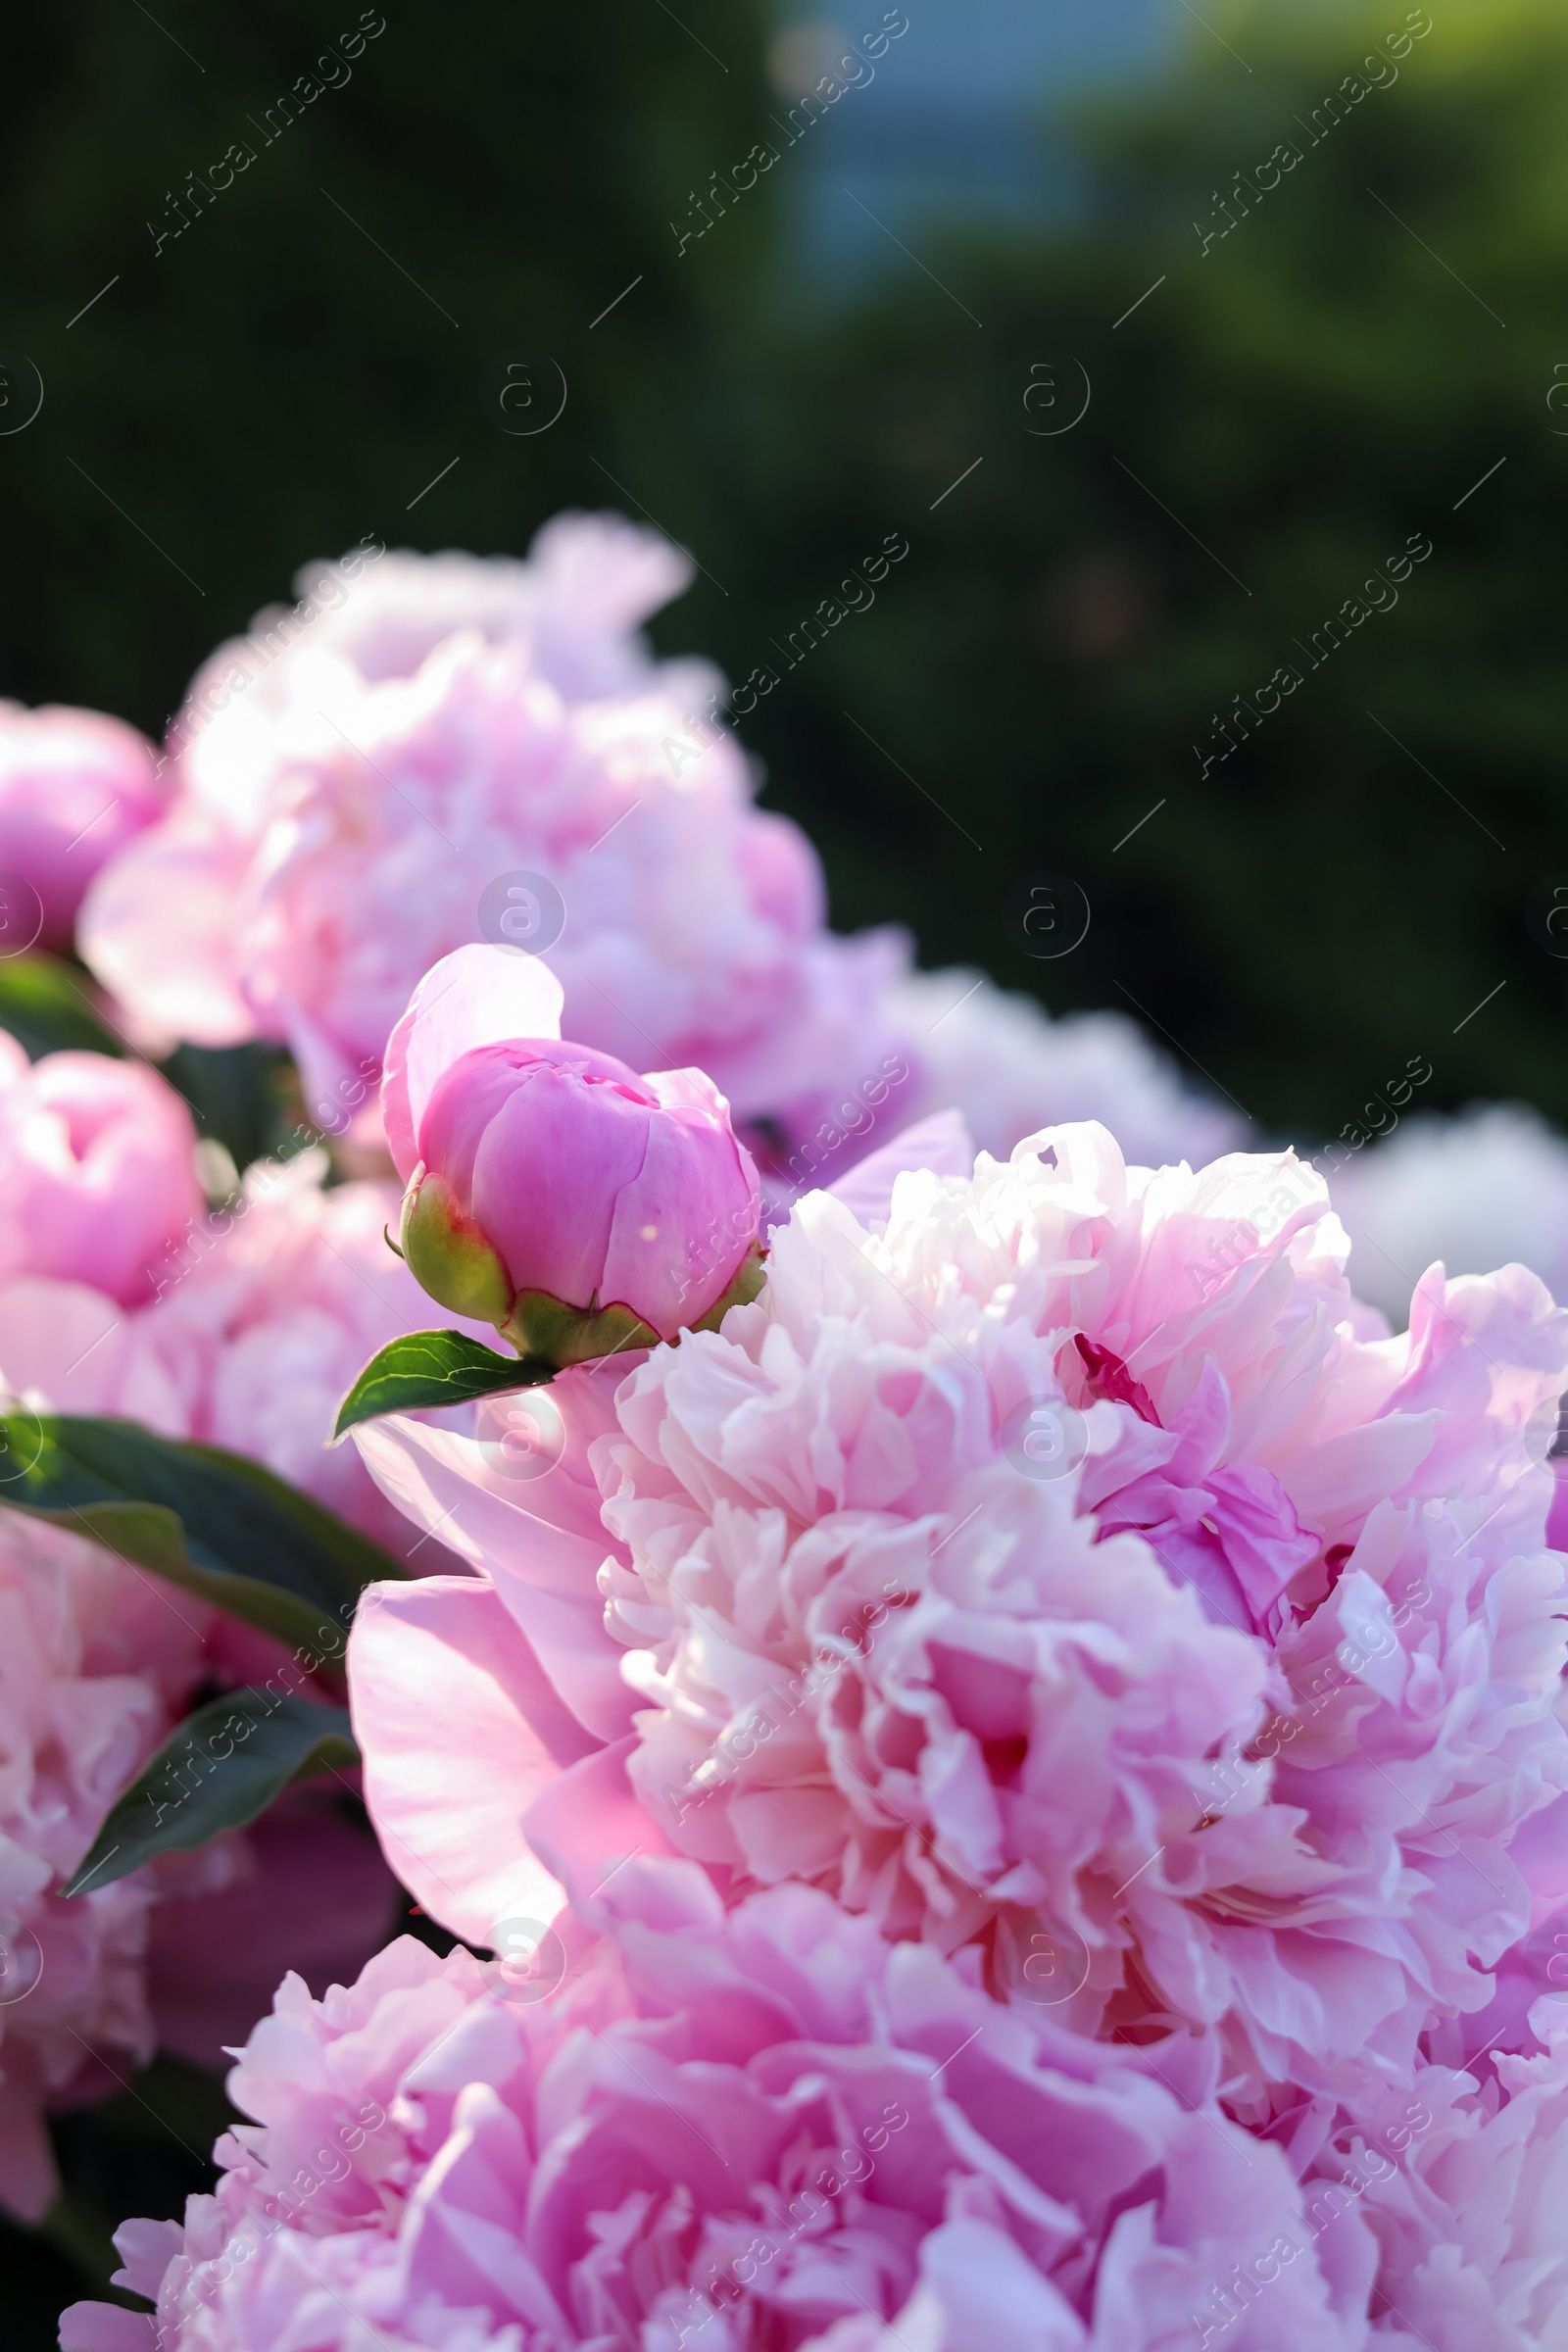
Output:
left=60, top=1858, right=1373, bottom=2352
left=170, top=516, right=722, bottom=816
left=76, top=514, right=848, bottom=1121
left=0, top=702, right=167, bottom=952
left=0, top=1035, right=206, bottom=1309
left=348, top=1122, right=1568, bottom=2106
left=79, top=514, right=1233, bottom=1185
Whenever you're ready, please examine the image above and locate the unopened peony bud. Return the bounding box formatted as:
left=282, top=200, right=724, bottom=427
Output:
left=0, top=701, right=167, bottom=950
left=383, top=946, right=762, bottom=1364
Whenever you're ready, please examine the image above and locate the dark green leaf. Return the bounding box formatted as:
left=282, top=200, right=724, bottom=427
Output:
left=332, top=1328, right=550, bottom=1441
left=0, top=954, right=124, bottom=1059
left=0, top=1416, right=405, bottom=1652
left=160, top=1041, right=296, bottom=1175
left=64, top=1690, right=358, bottom=1894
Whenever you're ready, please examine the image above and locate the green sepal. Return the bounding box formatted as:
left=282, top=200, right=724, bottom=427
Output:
left=498, top=1289, right=660, bottom=1367
left=400, top=1167, right=514, bottom=1326
left=690, top=1241, right=768, bottom=1333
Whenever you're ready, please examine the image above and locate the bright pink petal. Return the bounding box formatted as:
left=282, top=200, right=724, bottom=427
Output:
left=468, top=1056, right=650, bottom=1305
left=600, top=1071, right=760, bottom=1335
left=348, top=1575, right=598, bottom=1943
left=381, top=945, right=564, bottom=1181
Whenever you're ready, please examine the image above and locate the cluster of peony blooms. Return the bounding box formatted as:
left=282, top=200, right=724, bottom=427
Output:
left=0, top=1029, right=453, bottom=1550
left=0, top=515, right=1243, bottom=2261
left=14, top=512, right=1568, bottom=2343
left=0, top=1031, right=417, bottom=2218
left=63, top=941, right=1568, bottom=2349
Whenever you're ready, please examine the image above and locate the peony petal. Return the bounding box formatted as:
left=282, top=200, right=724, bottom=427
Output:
left=469, top=1057, right=649, bottom=1306
left=78, top=819, right=257, bottom=1046
left=352, top=1413, right=634, bottom=1740
left=0, top=1277, right=132, bottom=1414
left=382, top=944, right=564, bottom=1181
left=57, top=2308, right=158, bottom=2352
left=904, top=2217, right=1086, bottom=2352
left=601, top=1079, right=759, bottom=1336
left=348, top=1576, right=596, bottom=1942
left=523, top=1738, right=678, bottom=1911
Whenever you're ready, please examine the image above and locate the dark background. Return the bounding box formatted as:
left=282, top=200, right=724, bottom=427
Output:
left=6, top=0, right=1566, bottom=1151
left=3, top=0, right=1564, bottom=2328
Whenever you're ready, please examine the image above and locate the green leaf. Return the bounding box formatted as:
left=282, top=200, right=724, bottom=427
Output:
left=332, top=1328, right=550, bottom=1441
left=63, top=1690, right=359, bottom=1894
left=0, top=953, right=124, bottom=1059
left=0, top=1416, right=405, bottom=1652
left=160, top=1040, right=296, bottom=1176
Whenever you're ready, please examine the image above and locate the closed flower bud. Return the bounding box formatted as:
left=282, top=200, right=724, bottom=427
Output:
left=383, top=946, right=761, bottom=1365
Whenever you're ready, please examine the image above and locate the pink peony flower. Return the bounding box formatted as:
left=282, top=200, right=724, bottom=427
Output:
left=0, top=1091, right=437, bottom=2225
left=388, top=945, right=761, bottom=1356
left=0, top=702, right=167, bottom=953
left=171, top=515, right=721, bottom=809
left=79, top=515, right=1234, bottom=1188
left=60, top=1859, right=1373, bottom=2351
left=0, top=1117, right=418, bottom=2221
left=347, top=1122, right=1568, bottom=2106
left=0, top=1034, right=205, bottom=1308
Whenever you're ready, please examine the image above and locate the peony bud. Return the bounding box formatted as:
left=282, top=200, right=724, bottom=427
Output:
left=383, top=946, right=762, bottom=1364
left=0, top=701, right=168, bottom=950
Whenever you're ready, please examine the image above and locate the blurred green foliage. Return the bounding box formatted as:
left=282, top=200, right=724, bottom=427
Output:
left=0, top=0, right=773, bottom=723
left=8, top=0, right=1566, bottom=1141
left=698, top=0, right=1568, bottom=1137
